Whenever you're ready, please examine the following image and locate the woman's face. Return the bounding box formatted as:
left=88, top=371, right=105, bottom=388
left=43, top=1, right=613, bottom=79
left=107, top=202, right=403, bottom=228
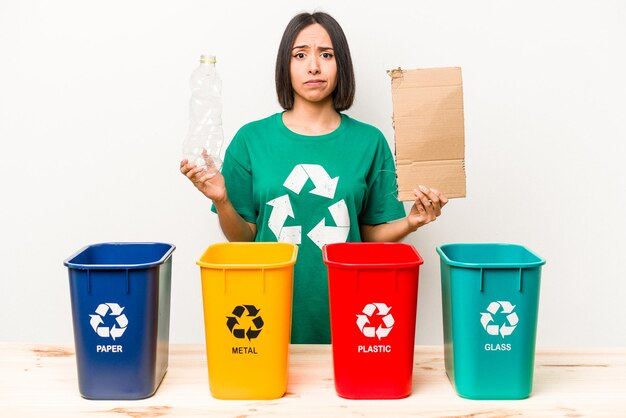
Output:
left=290, top=23, right=338, bottom=108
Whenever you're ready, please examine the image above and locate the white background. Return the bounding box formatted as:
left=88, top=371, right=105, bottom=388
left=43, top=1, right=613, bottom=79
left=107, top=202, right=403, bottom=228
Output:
left=1, top=1, right=624, bottom=347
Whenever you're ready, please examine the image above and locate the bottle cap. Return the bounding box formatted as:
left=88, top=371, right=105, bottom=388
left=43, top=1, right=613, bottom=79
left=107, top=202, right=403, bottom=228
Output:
left=199, top=55, right=217, bottom=64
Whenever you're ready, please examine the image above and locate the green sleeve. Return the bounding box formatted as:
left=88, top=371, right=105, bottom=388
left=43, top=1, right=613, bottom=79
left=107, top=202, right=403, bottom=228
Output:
left=359, top=135, right=406, bottom=225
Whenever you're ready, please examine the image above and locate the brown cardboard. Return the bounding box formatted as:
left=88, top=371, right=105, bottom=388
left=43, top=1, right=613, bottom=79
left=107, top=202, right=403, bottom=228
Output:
left=389, top=67, right=466, bottom=200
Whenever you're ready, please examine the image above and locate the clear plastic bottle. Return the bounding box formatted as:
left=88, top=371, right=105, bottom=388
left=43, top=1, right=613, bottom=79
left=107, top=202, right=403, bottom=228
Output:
left=182, top=54, right=223, bottom=175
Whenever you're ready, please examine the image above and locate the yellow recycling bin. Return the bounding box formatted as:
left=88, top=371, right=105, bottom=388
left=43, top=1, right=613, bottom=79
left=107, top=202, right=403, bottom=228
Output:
left=197, top=242, right=297, bottom=399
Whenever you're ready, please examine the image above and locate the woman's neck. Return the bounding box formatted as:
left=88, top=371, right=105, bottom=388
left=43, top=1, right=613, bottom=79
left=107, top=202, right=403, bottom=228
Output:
left=282, top=99, right=341, bottom=136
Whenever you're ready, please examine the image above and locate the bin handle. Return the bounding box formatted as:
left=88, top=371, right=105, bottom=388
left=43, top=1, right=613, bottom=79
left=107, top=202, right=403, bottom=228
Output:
left=395, top=268, right=399, bottom=291
left=479, top=268, right=524, bottom=292
left=85, top=269, right=131, bottom=294
left=354, top=268, right=399, bottom=292
left=221, top=268, right=266, bottom=293
left=479, top=268, right=484, bottom=292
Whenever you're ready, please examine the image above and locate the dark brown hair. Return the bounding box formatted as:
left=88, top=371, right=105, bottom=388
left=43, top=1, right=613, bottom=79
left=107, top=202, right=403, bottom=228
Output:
left=275, top=12, right=355, bottom=111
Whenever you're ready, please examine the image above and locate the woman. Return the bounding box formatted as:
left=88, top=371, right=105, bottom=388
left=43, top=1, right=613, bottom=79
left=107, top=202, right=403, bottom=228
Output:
left=181, top=12, right=447, bottom=343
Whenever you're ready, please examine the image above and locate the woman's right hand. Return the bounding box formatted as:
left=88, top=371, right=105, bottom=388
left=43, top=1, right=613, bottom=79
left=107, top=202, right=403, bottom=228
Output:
left=180, top=156, right=227, bottom=204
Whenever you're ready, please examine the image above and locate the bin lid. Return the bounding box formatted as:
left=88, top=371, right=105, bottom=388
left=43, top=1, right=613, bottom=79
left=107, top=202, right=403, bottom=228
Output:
left=322, top=242, right=424, bottom=269
left=436, top=243, right=545, bottom=269
left=64, top=242, right=175, bottom=270
left=196, top=242, right=298, bottom=269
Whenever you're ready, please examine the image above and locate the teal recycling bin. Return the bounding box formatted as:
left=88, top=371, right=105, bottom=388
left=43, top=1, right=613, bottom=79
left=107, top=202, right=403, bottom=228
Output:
left=437, top=243, right=546, bottom=400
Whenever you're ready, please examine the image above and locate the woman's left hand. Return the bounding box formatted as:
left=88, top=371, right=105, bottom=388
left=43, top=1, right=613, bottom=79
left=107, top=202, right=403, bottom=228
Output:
left=407, top=185, right=448, bottom=231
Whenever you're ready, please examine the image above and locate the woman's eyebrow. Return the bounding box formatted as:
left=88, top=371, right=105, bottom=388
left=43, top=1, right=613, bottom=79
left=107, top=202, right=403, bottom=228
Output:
left=292, top=45, right=334, bottom=51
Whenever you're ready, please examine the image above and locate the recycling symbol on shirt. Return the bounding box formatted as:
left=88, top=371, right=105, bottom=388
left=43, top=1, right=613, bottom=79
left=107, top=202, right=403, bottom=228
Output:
left=356, top=303, right=394, bottom=340
left=89, top=303, right=128, bottom=340
left=266, top=164, right=349, bottom=249
left=480, top=301, right=519, bottom=338
left=226, top=305, right=264, bottom=341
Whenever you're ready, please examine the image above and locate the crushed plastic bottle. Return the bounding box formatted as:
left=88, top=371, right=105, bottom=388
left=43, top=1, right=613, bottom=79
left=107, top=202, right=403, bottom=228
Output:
left=182, top=54, right=223, bottom=175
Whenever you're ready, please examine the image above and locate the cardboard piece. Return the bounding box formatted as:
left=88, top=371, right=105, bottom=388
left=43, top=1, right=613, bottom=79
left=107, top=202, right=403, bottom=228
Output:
left=389, top=67, right=466, bottom=200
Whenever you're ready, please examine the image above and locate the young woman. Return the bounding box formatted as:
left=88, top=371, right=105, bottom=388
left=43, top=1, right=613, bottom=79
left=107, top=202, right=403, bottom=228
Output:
left=181, top=12, right=447, bottom=344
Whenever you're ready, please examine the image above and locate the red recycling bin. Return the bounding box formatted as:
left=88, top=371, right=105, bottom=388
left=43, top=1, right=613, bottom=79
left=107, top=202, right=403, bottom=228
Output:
left=323, top=242, right=423, bottom=399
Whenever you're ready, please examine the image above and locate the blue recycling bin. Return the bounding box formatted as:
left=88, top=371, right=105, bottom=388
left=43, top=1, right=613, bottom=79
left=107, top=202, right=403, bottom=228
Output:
left=64, top=242, right=175, bottom=399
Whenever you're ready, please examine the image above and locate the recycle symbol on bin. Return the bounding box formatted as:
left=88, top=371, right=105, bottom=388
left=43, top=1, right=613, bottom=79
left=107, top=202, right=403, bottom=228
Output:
left=227, top=305, right=264, bottom=341
left=356, top=303, right=394, bottom=340
left=480, top=301, right=519, bottom=338
left=89, top=303, right=128, bottom=340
